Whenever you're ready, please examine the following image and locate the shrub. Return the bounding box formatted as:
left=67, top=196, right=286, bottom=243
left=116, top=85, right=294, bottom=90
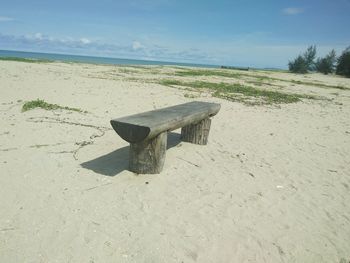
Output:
left=336, top=47, right=350, bottom=77
left=22, top=99, right=84, bottom=112
left=316, top=49, right=336, bottom=75
left=288, top=55, right=308, bottom=73
left=288, top=45, right=317, bottom=73
left=303, top=45, right=317, bottom=71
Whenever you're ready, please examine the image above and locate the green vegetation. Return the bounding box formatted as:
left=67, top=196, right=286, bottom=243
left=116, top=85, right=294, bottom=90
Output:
left=175, top=69, right=242, bottom=78
left=246, top=79, right=283, bottom=88
left=117, top=68, right=140, bottom=74
left=112, top=66, right=160, bottom=75
left=174, top=68, right=269, bottom=80
left=288, top=45, right=317, bottom=73
left=288, top=55, right=309, bottom=74
left=159, top=79, right=317, bottom=105
left=0, top=57, right=52, bottom=63
left=303, top=45, right=317, bottom=70
left=316, top=50, right=337, bottom=75
left=22, top=99, right=85, bottom=113
left=249, top=77, right=347, bottom=90
left=173, top=68, right=349, bottom=90
left=290, top=80, right=348, bottom=90
left=288, top=45, right=350, bottom=78
left=336, top=47, right=350, bottom=77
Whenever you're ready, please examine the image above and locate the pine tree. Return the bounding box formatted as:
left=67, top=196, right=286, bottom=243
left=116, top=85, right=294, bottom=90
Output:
left=303, top=45, right=317, bottom=71
left=316, top=49, right=336, bottom=75
left=336, top=47, right=350, bottom=77
left=288, top=55, right=308, bottom=73
left=288, top=45, right=317, bottom=73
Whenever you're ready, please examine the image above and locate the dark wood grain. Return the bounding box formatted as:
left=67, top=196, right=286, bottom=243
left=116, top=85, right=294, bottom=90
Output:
left=181, top=118, right=211, bottom=145
left=129, top=132, right=167, bottom=174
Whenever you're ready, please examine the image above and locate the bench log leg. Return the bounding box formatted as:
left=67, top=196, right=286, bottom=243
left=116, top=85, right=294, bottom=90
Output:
left=181, top=118, right=211, bottom=145
left=129, top=132, right=167, bottom=174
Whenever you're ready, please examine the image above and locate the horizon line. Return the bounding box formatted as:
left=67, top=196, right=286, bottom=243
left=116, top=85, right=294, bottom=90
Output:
left=0, top=49, right=285, bottom=70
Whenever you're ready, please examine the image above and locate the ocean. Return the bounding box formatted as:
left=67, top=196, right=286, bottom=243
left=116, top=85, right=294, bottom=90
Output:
left=0, top=49, right=218, bottom=68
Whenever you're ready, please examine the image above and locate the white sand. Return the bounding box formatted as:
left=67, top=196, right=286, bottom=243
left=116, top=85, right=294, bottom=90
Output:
left=1, top=61, right=350, bottom=262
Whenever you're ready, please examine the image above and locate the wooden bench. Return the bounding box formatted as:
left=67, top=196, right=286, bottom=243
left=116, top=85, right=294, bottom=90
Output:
left=110, top=101, right=221, bottom=174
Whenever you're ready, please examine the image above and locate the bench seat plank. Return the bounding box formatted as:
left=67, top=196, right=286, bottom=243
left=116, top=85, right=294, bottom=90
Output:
left=110, top=101, right=220, bottom=143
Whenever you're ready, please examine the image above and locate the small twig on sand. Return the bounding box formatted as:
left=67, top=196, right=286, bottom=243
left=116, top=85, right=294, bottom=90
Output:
left=177, top=157, right=200, bottom=167
left=82, top=182, right=113, bottom=192
left=0, top=227, right=16, bottom=232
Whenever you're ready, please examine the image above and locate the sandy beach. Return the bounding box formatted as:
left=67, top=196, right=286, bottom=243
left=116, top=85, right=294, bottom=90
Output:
left=1, top=60, right=350, bottom=262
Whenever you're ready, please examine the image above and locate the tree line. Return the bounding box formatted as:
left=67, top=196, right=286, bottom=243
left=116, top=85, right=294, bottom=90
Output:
left=288, top=45, right=350, bottom=77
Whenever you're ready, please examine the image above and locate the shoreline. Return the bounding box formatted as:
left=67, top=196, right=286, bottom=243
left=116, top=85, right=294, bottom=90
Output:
left=0, top=49, right=221, bottom=69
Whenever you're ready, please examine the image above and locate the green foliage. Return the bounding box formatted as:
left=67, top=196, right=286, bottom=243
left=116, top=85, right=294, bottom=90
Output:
left=316, top=50, right=337, bottom=74
left=175, top=69, right=242, bottom=78
left=173, top=68, right=348, bottom=90
left=289, top=45, right=317, bottom=73
left=159, top=79, right=317, bottom=105
left=336, top=47, right=350, bottom=77
left=22, top=99, right=84, bottom=113
left=288, top=45, right=350, bottom=78
left=303, top=45, right=317, bottom=70
left=0, top=57, right=52, bottom=63
left=288, top=55, right=308, bottom=74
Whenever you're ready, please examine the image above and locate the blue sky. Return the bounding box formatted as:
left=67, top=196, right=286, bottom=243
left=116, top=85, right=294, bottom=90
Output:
left=0, top=0, right=349, bottom=68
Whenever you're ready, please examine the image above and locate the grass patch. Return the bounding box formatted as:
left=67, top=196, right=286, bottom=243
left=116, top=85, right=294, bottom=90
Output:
left=288, top=79, right=349, bottom=90
left=117, top=68, right=140, bottom=74
left=175, top=69, right=242, bottom=79
left=159, top=79, right=317, bottom=105
left=105, top=67, right=160, bottom=76
left=239, top=75, right=349, bottom=90
left=246, top=80, right=283, bottom=88
left=160, top=79, right=186, bottom=86
left=173, top=68, right=349, bottom=91
left=0, top=57, right=52, bottom=63
left=22, top=99, right=85, bottom=113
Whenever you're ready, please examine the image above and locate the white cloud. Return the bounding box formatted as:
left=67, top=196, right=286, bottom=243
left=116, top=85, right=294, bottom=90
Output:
left=2, top=32, right=348, bottom=69
left=0, top=32, right=212, bottom=64
left=34, top=33, right=43, bottom=40
left=0, top=16, right=14, bottom=22
left=80, top=38, right=91, bottom=44
left=282, top=7, right=304, bottom=15
left=132, top=41, right=144, bottom=50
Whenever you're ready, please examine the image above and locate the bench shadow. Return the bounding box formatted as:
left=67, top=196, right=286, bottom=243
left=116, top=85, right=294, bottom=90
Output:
left=80, top=132, right=181, bottom=176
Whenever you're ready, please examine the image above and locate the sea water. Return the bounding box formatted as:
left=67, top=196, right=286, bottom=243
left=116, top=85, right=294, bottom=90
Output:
left=0, top=49, right=218, bottom=68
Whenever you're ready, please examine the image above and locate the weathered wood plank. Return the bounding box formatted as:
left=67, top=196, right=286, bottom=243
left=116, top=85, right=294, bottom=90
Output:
left=111, top=101, right=220, bottom=143
left=181, top=118, right=211, bottom=145
left=129, top=131, right=167, bottom=174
